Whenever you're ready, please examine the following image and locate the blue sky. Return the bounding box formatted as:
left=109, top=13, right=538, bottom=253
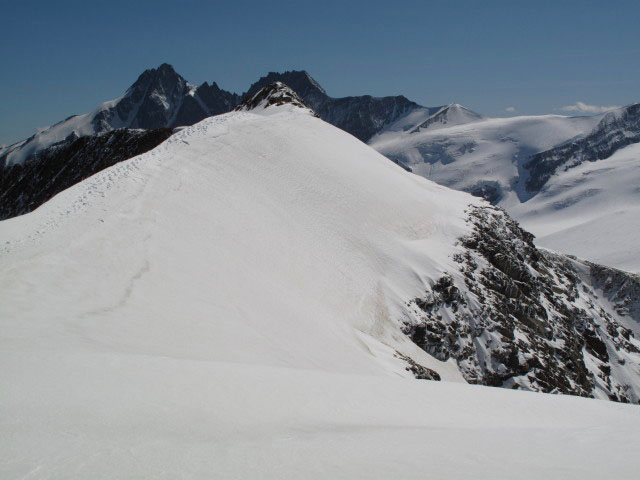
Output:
left=1, top=0, right=639, bottom=145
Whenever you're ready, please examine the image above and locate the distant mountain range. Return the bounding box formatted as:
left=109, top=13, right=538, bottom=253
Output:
left=1, top=64, right=638, bottom=274
left=0, top=64, right=432, bottom=219
left=244, top=71, right=427, bottom=141
left=0, top=64, right=424, bottom=168
left=0, top=64, right=238, bottom=167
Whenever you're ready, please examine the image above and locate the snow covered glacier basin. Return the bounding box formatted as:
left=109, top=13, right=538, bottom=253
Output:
left=1, top=106, right=639, bottom=479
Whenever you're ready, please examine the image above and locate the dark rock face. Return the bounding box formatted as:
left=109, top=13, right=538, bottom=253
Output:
left=95, top=63, right=241, bottom=131
left=403, top=205, right=640, bottom=402
left=525, top=103, right=640, bottom=193
left=245, top=71, right=328, bottom=108
left=121, top=63, right=192, bottom=129
left=317, top=94, right=420, bottom=142
left=244, top=71, right=421, bottom=141
left=235, top=82, right=310, bottom=111
left=0, top=129, right=172, bottom=220
left=0, top=64, right=241, bottom=171
left=586, top=262, right=640, bottom=333
left=194, top=82, right=240, bottom=117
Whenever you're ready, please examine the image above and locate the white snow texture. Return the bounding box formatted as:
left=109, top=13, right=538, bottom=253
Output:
left=1, top=104, right=639, bottom=479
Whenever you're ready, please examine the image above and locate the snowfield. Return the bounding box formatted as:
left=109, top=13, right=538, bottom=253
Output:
left=1, top=103, right=639, bottom=478
left=369, top=107, right=640, bottom=272
left=511, top=141, right=640, bottom=271
left=369, top=110, right=600, bottom=206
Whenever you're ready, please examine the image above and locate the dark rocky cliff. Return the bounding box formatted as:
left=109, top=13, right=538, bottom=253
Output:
left=403, top=205, right=640, bottom=402
left=0, top=128, right=172, bottom=219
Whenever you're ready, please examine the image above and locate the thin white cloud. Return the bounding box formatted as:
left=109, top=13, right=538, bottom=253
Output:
left=505, top=106, right=516, bottom=113
left=560, top=101, right=620, bottom=114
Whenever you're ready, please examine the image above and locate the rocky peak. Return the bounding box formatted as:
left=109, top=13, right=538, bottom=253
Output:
left=198, top=80, right=223, bottom=94
left=244, top=71, right=327, bottom=103
left=125, top=63, right=189, bottom=105
left=235, top=82, right=310, bottom=112
left=411, top=103, right=483, bottom=132
left=103, top=63, right=192, bottom=130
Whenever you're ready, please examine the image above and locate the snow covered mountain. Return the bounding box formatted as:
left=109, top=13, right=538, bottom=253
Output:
left=3, top=83, right=640, bottom=399
left=511, top=139, right=640, bottom=272
left=2, top=85, right=640, bottom=477
left=0, top=66, right=435, bottom=220
left=525, top=103, right=640, bottom=192
left=0, top=64, right=239, bottom=167
left=369, top=103, right=640, bottom=271
left=0, top=64, right=241, bottom=220
left=0, top=66, right=427, bottom=170
left=409, top=103, right=484, bottom=132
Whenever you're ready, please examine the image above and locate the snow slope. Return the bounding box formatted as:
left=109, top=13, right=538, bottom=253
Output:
left=4, top=357, right=640, bottom=479
left=2, top=101, right=640, bottom=478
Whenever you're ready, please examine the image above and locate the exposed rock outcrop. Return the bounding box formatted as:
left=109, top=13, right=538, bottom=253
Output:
left=235, top=82, right=310, bottom=112
left=403, top=205, right=640, bottom=402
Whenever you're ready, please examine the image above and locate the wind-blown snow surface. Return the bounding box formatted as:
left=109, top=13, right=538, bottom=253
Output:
left=2, top=106, right=639, bottom=478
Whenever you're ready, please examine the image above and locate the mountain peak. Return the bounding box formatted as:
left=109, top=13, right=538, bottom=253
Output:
left=156, top=62, right=177, bottom=73
left=123, top=64, right=186, bottom=102
left=111, top=64, right=194, bottom=130
left=297, top=70, right=326, bottom=95
left=235, top=82, right=310, bottom=112
left=244, top=70, right=327, bottom=100
left=411, top=103, right=482, bottom=132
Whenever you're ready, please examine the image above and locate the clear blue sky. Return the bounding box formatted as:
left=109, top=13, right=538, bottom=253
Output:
left=1, top=0, right=639, bottom=145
